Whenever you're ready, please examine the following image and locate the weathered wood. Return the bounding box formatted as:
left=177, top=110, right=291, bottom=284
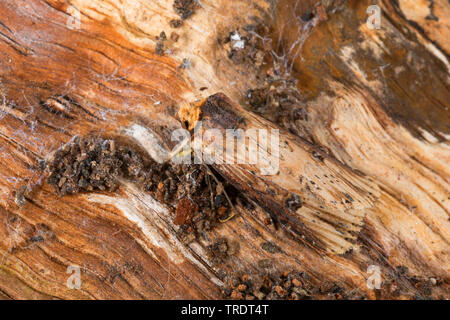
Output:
left=0, top=0, right=448, bottom=299
left=186, top=93, right=380, bottom=255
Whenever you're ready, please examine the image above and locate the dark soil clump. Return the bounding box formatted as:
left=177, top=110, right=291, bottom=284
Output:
left=45, top=136, right=122, bottom=195
left=45, top=136, right=241, bottom=242
left=173, top=0, right=200, bottom=20
left=155, top=31, right=167, bottom=56
left=221, top=24, right=308, bottom=138
left=223, top=271, right=367, bottom=300
left=223, top=271, right=314, bottom=300
left=209, top=238, right=240, bottom=265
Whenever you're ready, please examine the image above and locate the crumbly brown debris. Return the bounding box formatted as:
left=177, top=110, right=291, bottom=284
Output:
left=45, top=136, right=242, bottom=242
left=173, top=0, right=200, bottom=20
left=223, top=271, right=367, bottom=300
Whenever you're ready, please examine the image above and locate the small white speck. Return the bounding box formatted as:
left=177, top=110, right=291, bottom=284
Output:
left=233, top=40, right=245, bottom=49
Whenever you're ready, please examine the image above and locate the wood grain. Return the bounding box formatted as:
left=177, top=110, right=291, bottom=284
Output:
left=0, top=0, right=448, bottom=299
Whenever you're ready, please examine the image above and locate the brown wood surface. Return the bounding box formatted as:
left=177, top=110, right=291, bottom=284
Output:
left=0, top=0, right=448, bottom=299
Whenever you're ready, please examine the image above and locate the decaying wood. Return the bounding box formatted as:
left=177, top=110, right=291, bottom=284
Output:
left=0, top=0, right=448, bottom=299
left=187, top=93, right=380, bottom=255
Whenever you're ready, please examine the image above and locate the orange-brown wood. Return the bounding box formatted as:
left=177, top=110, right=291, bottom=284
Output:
left=0, top=0, right=448, bottom=299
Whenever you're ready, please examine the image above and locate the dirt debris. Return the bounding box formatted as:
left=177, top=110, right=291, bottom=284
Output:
left=376, top=265, right=446, bottom=299
left=45, top=136, right=243, bottom=242
left=173, top=0, right=200, bottom=21
left=243, top=0, right=347, bottom=131
left=170, top=32, right=180, bottom=42
left=221, top=23, right=309, bottom=138
left=170, top=19, right=183, bottom=28
left=155, top=31, right=167, bottom=56
left=174, top=197, right=198, bottom=225
left=209, top=237, right=240, bottom=265
left=14, top=185, right=28, bottom=207
left=45, top=136, right=121, bottom=195
left=245, top=79, right=304, bottom=125
left=223, top=271, right=367, bottom=300
left=285, top=193, right=303, bottom=211
left=224, top=24, right=272, bottom=68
